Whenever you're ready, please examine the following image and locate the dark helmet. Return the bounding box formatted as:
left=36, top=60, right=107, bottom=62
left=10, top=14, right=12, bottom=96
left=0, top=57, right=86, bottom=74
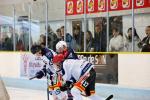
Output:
left=31, top=45, right=42, bottom=54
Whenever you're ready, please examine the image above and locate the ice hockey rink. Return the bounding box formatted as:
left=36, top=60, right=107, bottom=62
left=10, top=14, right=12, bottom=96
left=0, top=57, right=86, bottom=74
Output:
left=1, top=77, right=150, bottom=100
left=6, top=87, right=107, bottom=100
left=3, top=78, right=109, bottom=100
left=1, top=54, right=150, bottom=100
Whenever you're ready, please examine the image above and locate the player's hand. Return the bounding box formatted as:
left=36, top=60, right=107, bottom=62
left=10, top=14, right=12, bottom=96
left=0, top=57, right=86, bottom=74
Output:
left=35, top=67, right=46, bottom=79
left=60, top=81, right=73, bottom=91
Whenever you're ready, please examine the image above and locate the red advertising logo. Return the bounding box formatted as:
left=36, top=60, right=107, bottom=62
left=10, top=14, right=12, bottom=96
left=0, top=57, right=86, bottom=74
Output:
left=110, top=0, right=118, bottom=9
left=122, top=0, right=130, bottom=8
left=67, top=1, right=74, bottom=14
left=98, top=0, right=105, bottom=11
left=77, top=0, right=83, bottom=13
left=88, top=0, right=94, bottom=12
left=136, top=0, right=144, bottom=6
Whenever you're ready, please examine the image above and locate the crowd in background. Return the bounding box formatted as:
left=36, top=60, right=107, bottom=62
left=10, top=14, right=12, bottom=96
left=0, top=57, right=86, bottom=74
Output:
left=0, top=17, right=150, bottom=52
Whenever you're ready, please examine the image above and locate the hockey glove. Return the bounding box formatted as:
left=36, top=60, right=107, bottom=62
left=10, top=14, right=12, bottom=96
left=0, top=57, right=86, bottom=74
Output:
left=60, top=81, right=73, bottom=91
left=35, top=67, right=46, bottom=79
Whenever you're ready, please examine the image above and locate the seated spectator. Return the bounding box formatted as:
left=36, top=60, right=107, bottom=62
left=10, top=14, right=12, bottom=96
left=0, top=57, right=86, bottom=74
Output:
left=109, top=27, right=124, bottom=52
left=86, top=30, right=94, bottom=52
left=138, top=26, right=150, bottom=52
left=125, top=27, right=141, bottom=52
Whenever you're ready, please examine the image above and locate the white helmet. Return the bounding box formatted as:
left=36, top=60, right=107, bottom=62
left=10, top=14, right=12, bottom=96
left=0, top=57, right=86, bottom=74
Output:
left=56, top=41, right=67, bottom=53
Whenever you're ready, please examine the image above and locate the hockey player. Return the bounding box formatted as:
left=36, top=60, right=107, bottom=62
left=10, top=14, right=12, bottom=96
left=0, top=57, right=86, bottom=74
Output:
left=56, top=41, right=78, bottom=59
left=30, top=45, right=67, bottom=100
left=52, top=54, right=103, bottom=100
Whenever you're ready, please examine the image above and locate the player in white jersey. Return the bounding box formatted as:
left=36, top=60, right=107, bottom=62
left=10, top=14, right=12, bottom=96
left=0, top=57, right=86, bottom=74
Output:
left=52, top=54, right=103, bottom=100
left=30, top=45, right=67, bottom=100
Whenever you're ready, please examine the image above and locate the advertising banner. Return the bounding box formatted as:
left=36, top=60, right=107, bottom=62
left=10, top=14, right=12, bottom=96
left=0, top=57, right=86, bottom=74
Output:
left=20, top=53, right=46, bottom=78
left=77, top=53, right=118, bottom=84
left=76, top=0, right=84, bottom=14
left=66, top=0, right=74, bottom=15
left=87, top=0, right=95, bottom=12
left=98, top=0, right=106, bottom=12
left=66, top=0, right=150, bottom=15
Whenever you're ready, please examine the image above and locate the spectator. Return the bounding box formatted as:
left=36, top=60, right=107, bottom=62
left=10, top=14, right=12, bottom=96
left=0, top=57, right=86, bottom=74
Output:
left=47, top=25, right=58, bottom=51
left=16, top=39, right=25, bottom=51
left=10, top=27, right=19, bottom=50
left=93, top=24, right=106, bottom=52
left=60, top=26, right=74, bottom=50
left=56, top=28, right=61, bottom=41
left=138, top=26, right=150, bottom=52
left=19, top=27, right=33, bottom=51
left=39, top=34, right=46, bottom=45
left=72, top=25, right=84, bottom=51
left=86, top=30, right=94, bottom=52
left=109, top=27, right=124, bottom=52
left=3, top=35, right=13, bottom=50
left=125, top=27, right=141, bottom=52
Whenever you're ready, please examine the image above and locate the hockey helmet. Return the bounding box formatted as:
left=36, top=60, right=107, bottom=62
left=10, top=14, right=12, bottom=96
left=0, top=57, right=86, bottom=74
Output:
left=56, top=41, right=67, bottom=53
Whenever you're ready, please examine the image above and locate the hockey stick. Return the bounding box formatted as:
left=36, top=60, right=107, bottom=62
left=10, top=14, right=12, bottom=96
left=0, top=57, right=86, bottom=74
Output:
left=105, top=94, right=113, bottom=100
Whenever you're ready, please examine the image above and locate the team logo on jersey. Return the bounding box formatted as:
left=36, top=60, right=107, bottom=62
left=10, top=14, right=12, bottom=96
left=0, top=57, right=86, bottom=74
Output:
left=122, top=0, right=130, bottom=8
left=110, top=0, right=118, bottom=9
left=68, top=53, right=73, bottom=58
left=136, top=0, right=144, bottom=7
left=98, top=0, right=105, bottom=11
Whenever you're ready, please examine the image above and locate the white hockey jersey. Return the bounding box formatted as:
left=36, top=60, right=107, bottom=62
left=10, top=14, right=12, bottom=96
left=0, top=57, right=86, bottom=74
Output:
left=62, top=59, right=94, bottom=82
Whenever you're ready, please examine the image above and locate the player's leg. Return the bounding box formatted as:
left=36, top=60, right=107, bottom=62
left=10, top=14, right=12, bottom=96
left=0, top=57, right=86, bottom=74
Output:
left=71, top=87, right=83, bottom=100
left=85, top=68, right=96, bottom=96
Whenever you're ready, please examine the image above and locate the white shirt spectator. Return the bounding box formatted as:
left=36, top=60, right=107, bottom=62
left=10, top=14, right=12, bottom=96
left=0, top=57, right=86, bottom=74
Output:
left=109, top=35, right=124, bottom=52
left=124, top=36, right=141, bottom=52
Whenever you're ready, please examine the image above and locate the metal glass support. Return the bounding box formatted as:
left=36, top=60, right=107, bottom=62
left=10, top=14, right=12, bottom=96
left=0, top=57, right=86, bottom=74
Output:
left=45, top=0, right=48, bottom=48
left=106, top=0, right=109, bottom=52
left=13, top=5, right=16, bottom=51
left=28, top=3, right=31, bottom=51
left=132, top=0, right=135, bottom=52
left=83, top=0, right=87, bottom=52
left=64, top=0, right=66, bottom=41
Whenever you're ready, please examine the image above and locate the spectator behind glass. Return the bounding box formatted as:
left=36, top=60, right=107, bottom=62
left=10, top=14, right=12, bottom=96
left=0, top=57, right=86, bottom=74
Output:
left=125, top=27, right=141, bottom=52
left=72, top=25, right=84, bottom=51
left=47, top=25, right=58, bottom=51
left=94, top=24, right=106, bottom=52
left=138, top=26, right=150, bottom=52
left=18, top=27, right=33, bottom=51
left=16, top=39, right=25, bottom=51
left=109, top=27, right=124, bottom=52
left=56, top=28, right=62, bottom=41
left=39, top=34, right=46, bottom=45
left=86, top=30, right=94, bottom=52
left=60, top=26, right=74, bottom=50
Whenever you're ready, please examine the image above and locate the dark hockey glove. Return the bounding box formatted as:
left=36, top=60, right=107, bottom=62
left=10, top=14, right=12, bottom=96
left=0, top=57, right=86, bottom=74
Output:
left=35, top=67, right=46, bottom=79
left=60, top=81, right=73, bottom=91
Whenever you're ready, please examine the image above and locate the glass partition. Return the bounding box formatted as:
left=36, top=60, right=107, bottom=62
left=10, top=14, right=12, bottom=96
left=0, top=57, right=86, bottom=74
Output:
left=0, top=6, right=13, bottom=51
left=15, top=3, right=30, bottom=51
